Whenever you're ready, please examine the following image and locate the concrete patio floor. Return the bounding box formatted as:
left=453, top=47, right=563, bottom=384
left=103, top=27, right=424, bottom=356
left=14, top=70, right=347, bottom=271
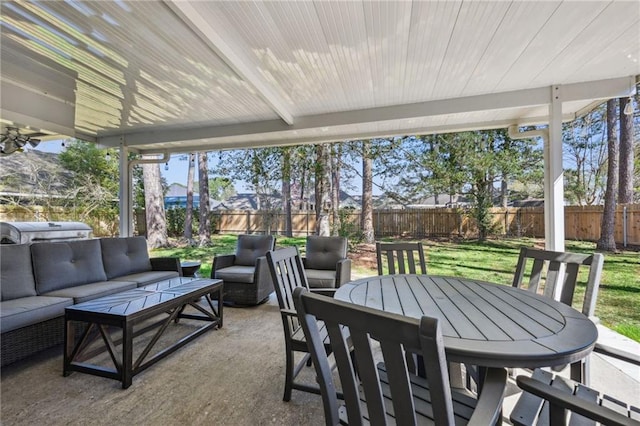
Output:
left=1, top=293, right=637, bottom=425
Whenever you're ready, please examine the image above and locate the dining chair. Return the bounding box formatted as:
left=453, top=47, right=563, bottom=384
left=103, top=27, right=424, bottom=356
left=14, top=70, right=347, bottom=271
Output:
left=265, top=246, right=336, bottom=401
left=376, top=240, right=473, bottom=387
left=512, top=247, right=604, bottom=384
left=376, top=241, right=427, bottom=275
left=293, top=287, right=507, bottom=425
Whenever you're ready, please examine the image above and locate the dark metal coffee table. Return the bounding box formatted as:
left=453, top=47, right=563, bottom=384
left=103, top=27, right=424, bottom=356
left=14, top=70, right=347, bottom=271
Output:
left=64, top=277, right=223, bottom=388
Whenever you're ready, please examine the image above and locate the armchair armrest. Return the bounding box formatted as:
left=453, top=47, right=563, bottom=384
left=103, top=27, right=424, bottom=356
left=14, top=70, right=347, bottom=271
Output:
left=212, top=254, right=236, bottom=276
left=150, top=257, right=182, bottom=275
left=254, top=256, right=273, bottom=287
left=515, top=375, right=635, bottom=426
left=335, top=258, right=352, bottom=288
left=593, top=342, right=640, bottom=366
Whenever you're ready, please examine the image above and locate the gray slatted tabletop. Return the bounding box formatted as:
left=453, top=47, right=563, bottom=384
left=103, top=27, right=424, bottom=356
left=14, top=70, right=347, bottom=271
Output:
left=334, top=275, right=597, bottom=369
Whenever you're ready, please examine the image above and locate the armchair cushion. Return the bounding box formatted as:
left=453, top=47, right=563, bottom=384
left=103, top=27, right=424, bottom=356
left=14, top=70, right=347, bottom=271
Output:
left=215, top=265, right=256, bottom=284
left=234, top=235, right=275, bottom=266
left=305, top=269, right=339, bottom=288
left=304, top=236, right=347, bottom=270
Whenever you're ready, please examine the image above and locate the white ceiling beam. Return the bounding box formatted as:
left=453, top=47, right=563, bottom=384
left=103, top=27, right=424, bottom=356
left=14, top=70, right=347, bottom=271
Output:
left=133, top=112, right=580, bottom=156
left=560, top=76, right=636, bottom=102
left=100, top=85, right=552, bottom=146
left=101, top=76, right=636, bottom=148
left=165, top=0, right=295, bottom=125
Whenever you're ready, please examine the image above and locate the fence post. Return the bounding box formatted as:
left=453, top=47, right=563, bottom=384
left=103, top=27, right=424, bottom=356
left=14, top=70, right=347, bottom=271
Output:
left=623, top=205, right=628, bottom=248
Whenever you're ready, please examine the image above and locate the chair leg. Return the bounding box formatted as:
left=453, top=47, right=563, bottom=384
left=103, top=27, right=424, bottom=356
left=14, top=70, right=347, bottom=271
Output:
left=283, top=349, right=294, bottom=401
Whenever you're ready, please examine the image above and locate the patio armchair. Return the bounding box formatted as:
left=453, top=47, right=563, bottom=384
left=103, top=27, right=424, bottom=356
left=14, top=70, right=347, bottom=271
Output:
left=513, top=359, right=640, bottom=426
left=376, top=241, right=427, bottom=275
left=293, top=287, right=507, bottom=425
left=301, top=236, right=351, bottom=293
left=211, top=234, right=275, bottom=306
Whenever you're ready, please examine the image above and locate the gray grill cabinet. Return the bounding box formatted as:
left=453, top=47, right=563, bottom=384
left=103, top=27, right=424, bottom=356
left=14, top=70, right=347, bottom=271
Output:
left=0, top=222, right=93, bottom=244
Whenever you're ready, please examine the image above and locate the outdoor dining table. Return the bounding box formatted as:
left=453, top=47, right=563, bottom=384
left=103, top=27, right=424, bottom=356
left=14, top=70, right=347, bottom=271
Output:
left=334, top=274, right=598, bottom=370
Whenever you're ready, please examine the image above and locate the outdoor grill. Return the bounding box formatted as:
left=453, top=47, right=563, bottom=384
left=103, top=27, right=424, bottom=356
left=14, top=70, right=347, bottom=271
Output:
left=0, top=221, right=93, bottom=244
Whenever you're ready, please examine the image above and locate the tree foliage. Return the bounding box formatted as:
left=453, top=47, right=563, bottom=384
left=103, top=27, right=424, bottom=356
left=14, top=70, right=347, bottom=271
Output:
left=563, top=104, right=608, bottom=205
left=58, top=140, right=119, bottom=222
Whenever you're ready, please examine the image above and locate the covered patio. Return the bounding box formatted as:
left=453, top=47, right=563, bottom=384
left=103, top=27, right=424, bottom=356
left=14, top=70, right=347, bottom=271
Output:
left=1, top=0, right=638, bottom=250
left=1, top=1, right=639, bottom=424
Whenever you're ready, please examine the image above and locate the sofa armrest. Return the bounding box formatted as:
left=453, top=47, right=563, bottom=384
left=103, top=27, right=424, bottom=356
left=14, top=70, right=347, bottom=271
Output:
left=212, top=254, right=236, bottom=277
left=335, top=258, right=352, bottom=288
left=151, top=257, right=182, bottom=276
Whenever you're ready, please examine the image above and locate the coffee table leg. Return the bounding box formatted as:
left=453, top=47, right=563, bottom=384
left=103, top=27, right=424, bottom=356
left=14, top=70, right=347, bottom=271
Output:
left=122, top=322, right=133, bottom=389
left=216, top=286, right=223, bottom=328
left=63, top=316, right=73, bottom=377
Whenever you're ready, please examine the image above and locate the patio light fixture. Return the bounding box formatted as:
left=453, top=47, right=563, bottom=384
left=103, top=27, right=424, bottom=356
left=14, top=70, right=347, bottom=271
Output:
left=0, top=127, right=40, bottom=155
left=623, top=97, right=634, bottom=115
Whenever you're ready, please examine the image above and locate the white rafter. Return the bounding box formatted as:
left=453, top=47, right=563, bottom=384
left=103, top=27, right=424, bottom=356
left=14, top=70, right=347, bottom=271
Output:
left=165, top=0, right=295, bottom=125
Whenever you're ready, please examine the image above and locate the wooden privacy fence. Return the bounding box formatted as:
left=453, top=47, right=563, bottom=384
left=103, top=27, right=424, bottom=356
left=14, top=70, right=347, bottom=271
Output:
left=3, top=204, right=638, bottom=245
left=212, top=204, right=640, bottom=245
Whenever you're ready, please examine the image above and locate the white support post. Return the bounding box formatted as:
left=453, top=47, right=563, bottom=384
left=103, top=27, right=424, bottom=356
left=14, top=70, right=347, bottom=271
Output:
left=546, top=86, right=565, bottom=252
left=118, top=143, right=132, bottom=237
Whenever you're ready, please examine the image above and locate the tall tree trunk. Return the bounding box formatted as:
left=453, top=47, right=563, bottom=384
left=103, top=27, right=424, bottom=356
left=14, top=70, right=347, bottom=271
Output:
left=282, top=148, right=292, bottom=237
left=501, top=178, right=508, bottom=208
left=198, top=152, right=211, bottom=246
left=184, top=152, right=195, bottom=243
left=618, top=96, right=634, bottom=203
left=597, top=99, right=619, bottom=252
left=142, top=162, right=168, bottom=249
left=361, top=140, right=374, bottom=244
left=315, top=144, right=330, bottom=236
left=331, top=144, right=342, bottom=236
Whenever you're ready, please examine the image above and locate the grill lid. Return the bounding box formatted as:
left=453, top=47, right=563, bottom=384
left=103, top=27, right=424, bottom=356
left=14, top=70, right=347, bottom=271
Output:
left=0, top=221, right=93, bottom=244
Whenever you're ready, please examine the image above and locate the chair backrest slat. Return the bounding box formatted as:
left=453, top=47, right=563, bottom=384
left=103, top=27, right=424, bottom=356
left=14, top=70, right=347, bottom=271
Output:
left=376, top=242, right=427, bottom=276
left=512, top=247, right=604, bottom=316
left=294, top=288, right=454, bottom=425
left=267, top=247, right=310, bottom=334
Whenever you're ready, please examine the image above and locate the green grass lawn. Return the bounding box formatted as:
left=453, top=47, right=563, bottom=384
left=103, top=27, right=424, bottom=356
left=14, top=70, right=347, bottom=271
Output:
left=153, top=235, right=640, bottom=342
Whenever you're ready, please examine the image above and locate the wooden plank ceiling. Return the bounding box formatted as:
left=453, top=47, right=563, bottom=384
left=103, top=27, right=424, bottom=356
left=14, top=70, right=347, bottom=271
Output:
left=1, top=1, right=638, bottom=154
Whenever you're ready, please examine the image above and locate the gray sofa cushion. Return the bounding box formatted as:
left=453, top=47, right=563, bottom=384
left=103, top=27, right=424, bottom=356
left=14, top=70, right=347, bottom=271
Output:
left=235, top=235, right=275, bottom=266
left=305, top=236, right=347, bottom=270
left=1, top=244, right=37, bottom=301
left=32, top=239, right=108, bottom=294
left=215, top=265, right=256, bottom=284
left=100, top=237, right=152, bottom=279
left=110, top=270, right=179, bottom=287
left=0, top=296, right=73, bottom=333
left=42, top=280, right=137, bottom=304
left=305, top=269, right=338, bottom=289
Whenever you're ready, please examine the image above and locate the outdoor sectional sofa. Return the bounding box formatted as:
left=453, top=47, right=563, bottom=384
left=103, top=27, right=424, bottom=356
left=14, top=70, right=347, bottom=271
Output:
left=0, top=236, right=181, bottom=366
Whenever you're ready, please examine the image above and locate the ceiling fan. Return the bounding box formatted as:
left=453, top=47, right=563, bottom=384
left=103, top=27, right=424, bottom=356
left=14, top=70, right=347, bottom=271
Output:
left=0, top=127, right=43, bottom=155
